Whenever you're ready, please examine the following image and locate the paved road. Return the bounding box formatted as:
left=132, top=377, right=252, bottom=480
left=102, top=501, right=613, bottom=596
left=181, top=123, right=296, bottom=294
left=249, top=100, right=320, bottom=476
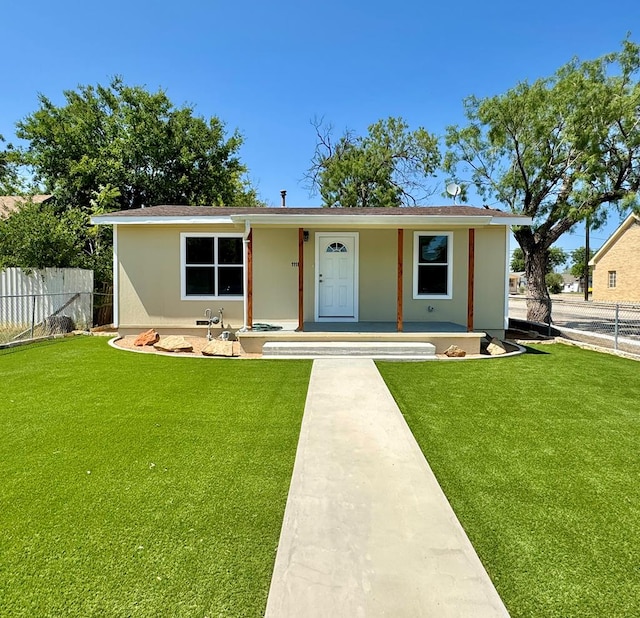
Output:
left=509, top=296, right=640, bottom=353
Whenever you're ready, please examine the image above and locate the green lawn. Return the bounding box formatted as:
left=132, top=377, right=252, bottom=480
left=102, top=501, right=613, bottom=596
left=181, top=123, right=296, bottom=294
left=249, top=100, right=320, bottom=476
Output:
left=0, top=337, right=311, bottom=617
left=378, top=344, right=640, bottom=618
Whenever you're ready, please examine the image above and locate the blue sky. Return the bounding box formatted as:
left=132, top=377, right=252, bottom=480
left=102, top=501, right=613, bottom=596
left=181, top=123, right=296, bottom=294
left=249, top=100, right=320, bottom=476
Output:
left=1, top=0, right=638, bottom=255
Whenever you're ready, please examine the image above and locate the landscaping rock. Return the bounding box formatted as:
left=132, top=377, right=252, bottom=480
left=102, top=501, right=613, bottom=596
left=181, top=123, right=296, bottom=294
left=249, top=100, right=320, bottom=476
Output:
left=44, top=315, right=75, bottom=334
left=134, top=328, right=159, bottom=346
left=443, top=344, right=466, bottom=358
left=202, top=339, right=235, bottom=357
left=154, top=335, right=193, bottom=353
left=487, top=337, right=507, bottom=355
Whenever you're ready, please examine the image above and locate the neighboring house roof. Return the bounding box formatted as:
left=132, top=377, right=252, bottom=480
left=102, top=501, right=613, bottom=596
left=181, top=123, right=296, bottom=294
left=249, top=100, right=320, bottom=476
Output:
left=0, top=195, right=52, bottom=220
left=93, top=205, right=532, bottom=227
left=561, top=273, right=578, bottom=284
left=589, top=213, right=640, bottom=265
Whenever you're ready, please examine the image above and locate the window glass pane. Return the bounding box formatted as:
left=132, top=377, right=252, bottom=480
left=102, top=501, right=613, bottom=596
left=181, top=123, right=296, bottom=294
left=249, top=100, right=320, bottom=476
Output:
left=419, top=235, right=447, bottom=264
left=218, top=267, right=243, bottom=295
left=186, top=237, right=214, bottom=264
left=417, top=265, right=448, bottom=295
left=218, top=237, right=243, bottom=265
left=186, top=267, right=215, bottom=296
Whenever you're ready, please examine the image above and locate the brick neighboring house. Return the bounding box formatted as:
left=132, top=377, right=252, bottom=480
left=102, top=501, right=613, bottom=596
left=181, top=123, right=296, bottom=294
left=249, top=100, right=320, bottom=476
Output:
left=589, top=213, right=640, bottom=302
left=0, top=195, right=52, bottom=220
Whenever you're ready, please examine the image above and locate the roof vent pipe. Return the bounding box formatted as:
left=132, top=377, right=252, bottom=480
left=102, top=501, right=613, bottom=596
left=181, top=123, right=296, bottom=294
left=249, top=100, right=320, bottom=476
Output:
left=280, top=190, right=287, bottom=208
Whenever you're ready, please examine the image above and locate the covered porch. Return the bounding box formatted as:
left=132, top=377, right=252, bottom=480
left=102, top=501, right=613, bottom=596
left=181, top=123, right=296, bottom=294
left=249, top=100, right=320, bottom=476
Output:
left=237, top=320, right=485, bottom=356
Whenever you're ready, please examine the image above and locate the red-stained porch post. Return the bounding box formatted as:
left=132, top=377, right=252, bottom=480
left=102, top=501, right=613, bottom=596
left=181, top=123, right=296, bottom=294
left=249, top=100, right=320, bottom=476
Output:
left=467, top=228, right=475, bottom=331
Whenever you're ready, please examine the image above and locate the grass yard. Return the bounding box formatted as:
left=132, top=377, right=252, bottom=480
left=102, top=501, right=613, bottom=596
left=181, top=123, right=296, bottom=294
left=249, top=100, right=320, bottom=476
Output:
left=378, top=344, right=640, bottom=618
left=0, top=337, right=311, bottom=617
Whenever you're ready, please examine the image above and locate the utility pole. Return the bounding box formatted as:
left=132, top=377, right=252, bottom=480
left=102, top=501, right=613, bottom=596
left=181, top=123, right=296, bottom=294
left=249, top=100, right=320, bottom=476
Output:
left=584, top=216, right=590, bottom=301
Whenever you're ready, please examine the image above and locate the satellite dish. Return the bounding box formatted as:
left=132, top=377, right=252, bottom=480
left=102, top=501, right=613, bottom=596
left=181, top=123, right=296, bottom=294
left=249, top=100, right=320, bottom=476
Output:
left=446, top=183, right=461, bottom=197
left=446, top=183, right=461, bottom=204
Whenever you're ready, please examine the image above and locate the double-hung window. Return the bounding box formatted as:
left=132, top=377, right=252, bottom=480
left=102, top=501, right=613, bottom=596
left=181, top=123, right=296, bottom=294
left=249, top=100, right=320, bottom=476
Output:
left=413, top=232, right=453, bottom=299
left=181, top=233, right=243, bottom=299
left=608, top=270, right=617, bottom=288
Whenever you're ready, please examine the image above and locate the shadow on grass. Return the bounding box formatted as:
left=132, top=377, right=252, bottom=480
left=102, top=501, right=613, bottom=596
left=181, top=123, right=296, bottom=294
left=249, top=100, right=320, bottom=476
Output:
left=520, top=344, right=550, bottom=355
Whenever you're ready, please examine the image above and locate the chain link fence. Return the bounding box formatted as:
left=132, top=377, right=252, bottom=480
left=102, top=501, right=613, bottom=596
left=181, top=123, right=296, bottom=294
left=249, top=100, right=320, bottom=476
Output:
left=0, top=290, right=113, bottom=345
left=509, top=296, right=640, bottom=355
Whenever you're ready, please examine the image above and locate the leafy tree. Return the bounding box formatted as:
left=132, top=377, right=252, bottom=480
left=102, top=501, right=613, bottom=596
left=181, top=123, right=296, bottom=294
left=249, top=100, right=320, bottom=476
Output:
left=0, top=197, right=114, bottom=282
left=15, top=77, right=262, bottom=210
left=0, top=202, right=86, bottom=270
left=0, top=135, right=22, bottom=194
left=445, top=40, right=640, bottom=321
left=511, top=246, right=567, bottom=273
left=306, top=117, right=440, bottom=207
left=569, top=246, right=595, bottom=284
left=545, top=272, right=564, bottom=294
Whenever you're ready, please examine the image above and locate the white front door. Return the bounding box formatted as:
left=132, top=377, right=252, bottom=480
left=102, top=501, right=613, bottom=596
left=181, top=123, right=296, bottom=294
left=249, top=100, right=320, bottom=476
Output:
left=315, top=233, right=358, bottom=321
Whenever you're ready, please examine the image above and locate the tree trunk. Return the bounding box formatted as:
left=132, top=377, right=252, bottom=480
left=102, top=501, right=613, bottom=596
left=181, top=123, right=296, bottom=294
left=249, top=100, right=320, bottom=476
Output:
left=523, top=246, right=551, bottom=323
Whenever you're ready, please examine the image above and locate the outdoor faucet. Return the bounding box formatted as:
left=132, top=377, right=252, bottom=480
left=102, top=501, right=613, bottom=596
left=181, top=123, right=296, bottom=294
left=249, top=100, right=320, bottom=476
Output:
left=204, top=308, right=219, bottom=341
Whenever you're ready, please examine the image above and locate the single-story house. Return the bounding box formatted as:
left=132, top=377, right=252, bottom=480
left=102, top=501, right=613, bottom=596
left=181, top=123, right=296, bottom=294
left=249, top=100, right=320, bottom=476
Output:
left=92, top=205, right=532, bottom=354
left=0, top=194, right=52, bottom=220
left=589, top=213, right=640, bottom=302
left=508, top=272, right=526, bottom=294
left=561, top=273, right=581, bottom=293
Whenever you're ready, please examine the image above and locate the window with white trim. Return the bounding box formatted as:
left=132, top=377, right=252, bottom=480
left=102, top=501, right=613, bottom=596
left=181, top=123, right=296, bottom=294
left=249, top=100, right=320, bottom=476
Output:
left=608, top=270, right=617, bottom=288
left=181, top=233, right=243, bottom=299
left=413, top=232, right=453, bottom=299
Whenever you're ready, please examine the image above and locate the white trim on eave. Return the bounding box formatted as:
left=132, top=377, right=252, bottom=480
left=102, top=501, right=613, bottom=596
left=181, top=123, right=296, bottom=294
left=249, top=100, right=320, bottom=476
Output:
left=488, top=216, right=533, bottom=226
left=92, top=213, right=533, bottom=228
left=91, top=215, right=234, bottom=225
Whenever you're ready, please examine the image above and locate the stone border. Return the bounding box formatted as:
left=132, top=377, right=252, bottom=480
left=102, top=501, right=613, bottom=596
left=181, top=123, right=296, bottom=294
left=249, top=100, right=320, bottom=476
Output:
left=554, top=336, right=640, bottom=362
left=107, top=336, right=248, bottom=359
left=0, top=332, right=77, bottom=350
left=107, top=335, right=527, bottom=361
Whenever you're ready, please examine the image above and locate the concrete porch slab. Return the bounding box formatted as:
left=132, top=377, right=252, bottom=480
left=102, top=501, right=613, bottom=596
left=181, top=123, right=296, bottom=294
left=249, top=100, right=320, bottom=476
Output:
left=262, top=340, right=437, bottom=359
left=238, top=330, right=485, bottom=356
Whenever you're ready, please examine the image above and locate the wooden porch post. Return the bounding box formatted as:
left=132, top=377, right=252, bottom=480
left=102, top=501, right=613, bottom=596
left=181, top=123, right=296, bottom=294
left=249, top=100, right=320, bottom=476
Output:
left=467, top=228, right=475, bottom=331
left=397, top=228, right=404, bottom=332
left=246, top=229, right=253, bottom=328
left=297, top=228, right=304, bottom=331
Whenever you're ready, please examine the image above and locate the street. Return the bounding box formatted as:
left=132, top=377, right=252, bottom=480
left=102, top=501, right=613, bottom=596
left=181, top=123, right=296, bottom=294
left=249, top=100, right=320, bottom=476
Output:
left=509, top=296, right=640, bottom=354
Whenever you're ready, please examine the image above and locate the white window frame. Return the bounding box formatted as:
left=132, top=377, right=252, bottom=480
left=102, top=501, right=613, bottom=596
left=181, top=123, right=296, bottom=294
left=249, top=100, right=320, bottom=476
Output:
left=608, top=270, right=617, bottom=288
left=413, top=231, right=453, bottom=299
left=180, top=232, right=244, bottom=300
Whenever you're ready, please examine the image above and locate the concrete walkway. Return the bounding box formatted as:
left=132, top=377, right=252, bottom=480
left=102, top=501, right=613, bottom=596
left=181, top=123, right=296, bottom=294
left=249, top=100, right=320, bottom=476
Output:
left=265, top=358, right=509, bottom=617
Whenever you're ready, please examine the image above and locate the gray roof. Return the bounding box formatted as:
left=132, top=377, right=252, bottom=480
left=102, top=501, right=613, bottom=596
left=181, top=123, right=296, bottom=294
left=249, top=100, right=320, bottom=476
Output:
left=101, top=204, right=520, bottom=219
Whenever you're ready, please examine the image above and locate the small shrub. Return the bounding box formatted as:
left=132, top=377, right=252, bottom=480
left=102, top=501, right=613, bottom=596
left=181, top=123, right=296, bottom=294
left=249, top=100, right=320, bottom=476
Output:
left=546, top=272, right=563, bottom=294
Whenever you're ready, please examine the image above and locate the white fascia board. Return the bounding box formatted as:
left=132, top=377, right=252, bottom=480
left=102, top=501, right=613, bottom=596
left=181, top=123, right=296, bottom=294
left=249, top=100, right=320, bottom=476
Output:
left=489, top=216, right=533, bottom=226
left=90, top=215, right=234, bottom=225
left=230, top=214, right=497, bottom=227
left=90, top=213, right=533, bottom=227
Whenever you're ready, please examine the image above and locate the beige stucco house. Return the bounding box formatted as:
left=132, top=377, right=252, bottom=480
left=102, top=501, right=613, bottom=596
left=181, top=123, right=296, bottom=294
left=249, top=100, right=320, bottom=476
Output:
left=93, top=205, right=531, bottom=354
left=589, top=213, right=640, bottom=302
